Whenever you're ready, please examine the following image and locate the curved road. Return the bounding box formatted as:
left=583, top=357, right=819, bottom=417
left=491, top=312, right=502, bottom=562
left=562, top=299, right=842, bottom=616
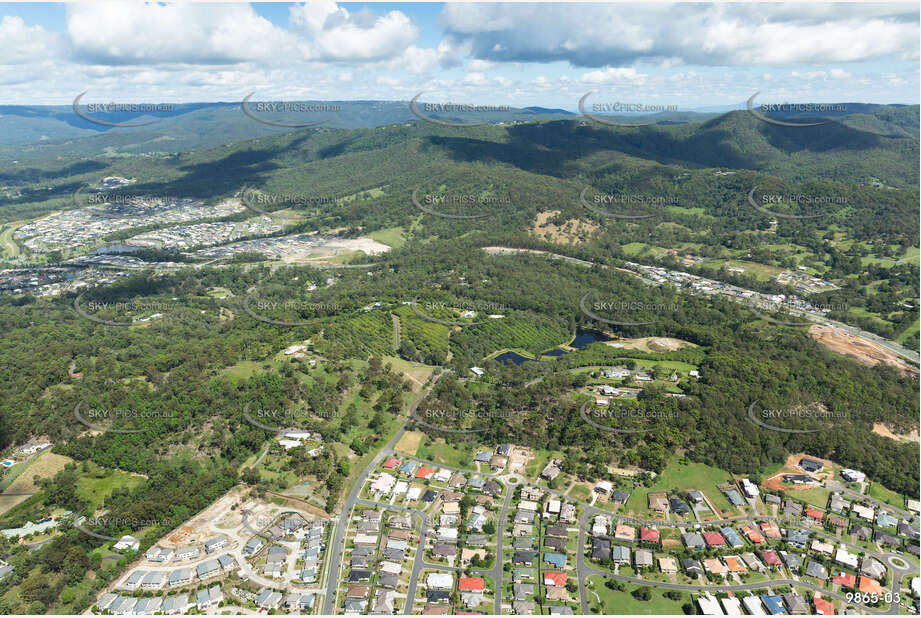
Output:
left=322, top=372, right=444, bottom=614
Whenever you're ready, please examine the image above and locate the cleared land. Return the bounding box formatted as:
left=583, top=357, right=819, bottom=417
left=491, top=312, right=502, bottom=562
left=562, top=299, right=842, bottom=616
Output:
left=394, top=430, right=424, bottom=456
left=0, top=451, right=74, bottom=514
left=809, top=324, right=918, bottom=376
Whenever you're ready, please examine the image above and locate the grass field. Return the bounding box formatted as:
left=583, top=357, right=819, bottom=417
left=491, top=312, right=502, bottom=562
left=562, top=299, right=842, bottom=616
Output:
left=76, top=464, right=145, bottom=510
left=0, top=222, right=23, bottom=258
left=380, top=355, right=436, bottom=392
left=223, top=359, right=278, bottom=382
left=867, top=481, right=908, bottom=510
left=338, top=186, right=387, bottom=203
left=896, top=317, right=920, bottom=346
left=368, top=227, right=406, bottom=248
left=586, top=576, right=689, bottom=614
left=0, top=451, right=74, bottom=515
left=787, top=486, right=832, bottom=509
left=415, top=437, right=476, bottom=470
left=394, top=431, right=424, bottom=456
left=625, top=459, right=737, bottom=517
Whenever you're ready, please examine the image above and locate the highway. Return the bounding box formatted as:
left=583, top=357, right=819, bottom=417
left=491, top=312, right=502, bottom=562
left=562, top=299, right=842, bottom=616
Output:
left=482, top=246, right=920, bottom=365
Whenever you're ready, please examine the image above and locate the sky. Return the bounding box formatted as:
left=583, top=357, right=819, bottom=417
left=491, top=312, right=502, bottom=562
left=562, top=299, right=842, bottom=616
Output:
left=0, top=2, right=917, bottom=109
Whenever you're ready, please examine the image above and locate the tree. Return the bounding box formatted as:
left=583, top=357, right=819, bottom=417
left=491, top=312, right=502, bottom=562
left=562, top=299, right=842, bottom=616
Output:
left=631, top=586, right=653, bottom=601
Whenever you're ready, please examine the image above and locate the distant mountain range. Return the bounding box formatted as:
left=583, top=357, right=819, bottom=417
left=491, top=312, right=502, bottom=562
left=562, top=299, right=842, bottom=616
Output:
left=0, top=99, right=915, bottom=161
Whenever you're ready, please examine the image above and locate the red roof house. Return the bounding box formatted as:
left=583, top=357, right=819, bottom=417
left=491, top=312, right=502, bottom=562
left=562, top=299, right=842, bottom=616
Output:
left=813, top=595, right=834, bottom=615
left=702, top=531, right=726, bottom=547
left=805, top=508, right=824, bottom=521
left=383, top=457, right=399, bottom=470
left=416, top=466, right=435, bottom=479
left=832, top=572, right=856, bottom=589
left=759, top=550, right=782, bottom=566
left=458, top=577, right=485, bottom=592
left=543, top=572, right=567, bottom=587
left=640, top=527, right=660, bottom=543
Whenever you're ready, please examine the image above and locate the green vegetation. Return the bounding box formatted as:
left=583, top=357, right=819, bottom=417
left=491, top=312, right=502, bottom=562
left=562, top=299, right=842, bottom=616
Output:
left=624, top=458, right=738, bottom=516
left=587, top=576, right=689, bottom=614
left=75, top=463, right=145, bottom=510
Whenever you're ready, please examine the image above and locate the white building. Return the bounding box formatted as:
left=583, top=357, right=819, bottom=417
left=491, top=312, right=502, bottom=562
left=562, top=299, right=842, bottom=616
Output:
left=113, top=535, right=140, bottom=552
left=841, top=469, right=866, bottom=483
left=740, top=478, right=759, bottom=498
left=426, top=573, right=453, bottom=589
left=698, top=593, right=724, bottom=615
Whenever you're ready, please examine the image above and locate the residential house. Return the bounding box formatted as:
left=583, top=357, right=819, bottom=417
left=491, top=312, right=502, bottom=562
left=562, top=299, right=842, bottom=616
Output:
left=634, top=549, right=653, bottom=568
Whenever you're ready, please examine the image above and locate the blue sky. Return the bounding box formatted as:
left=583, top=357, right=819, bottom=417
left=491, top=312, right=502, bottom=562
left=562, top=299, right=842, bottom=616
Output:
left=0, top=2, right=917, bottom=108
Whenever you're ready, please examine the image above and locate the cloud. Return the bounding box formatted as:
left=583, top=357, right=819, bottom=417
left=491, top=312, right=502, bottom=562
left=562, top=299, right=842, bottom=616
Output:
left=440, top=3, right=920, bottom=67
left=290, top=2, right=419, bottom=62
left=0, top=16, right=64, bottom=64
left=66, top=3, right=302, bottom=65
left=580, top=67, right=644, bottom=84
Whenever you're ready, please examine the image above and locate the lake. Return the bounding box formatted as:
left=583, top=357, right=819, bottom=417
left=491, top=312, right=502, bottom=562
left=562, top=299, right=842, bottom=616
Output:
left=570, top=329, right=613, bottom=349
left=494, top=351, right=532, bottom=365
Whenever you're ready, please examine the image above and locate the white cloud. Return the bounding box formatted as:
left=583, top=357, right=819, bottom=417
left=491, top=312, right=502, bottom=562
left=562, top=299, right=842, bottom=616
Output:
left=580, top=67, right=644, bottom=84
left=0, top=16, right=64, bottom=64
left=290, top=2, right=418, bottom=62
left=67, top=3, right=300, bottom=65
left=465, top=59, right=496, bottom=72
left=440, top=4, right=919, bottom=67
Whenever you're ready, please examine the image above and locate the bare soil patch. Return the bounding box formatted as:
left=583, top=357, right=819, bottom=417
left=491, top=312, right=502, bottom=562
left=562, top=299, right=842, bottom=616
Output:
left=394, top=430, right=424, bottom=456
left=872, top=423, right=920, bottom=444
left=529, top=210, right=599, bottom=245
left=809, top=324, right=918, bottom=377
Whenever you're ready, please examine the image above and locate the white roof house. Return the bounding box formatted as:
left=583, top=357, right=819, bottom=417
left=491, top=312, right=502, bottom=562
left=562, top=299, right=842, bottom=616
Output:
left=841, top=469, right=866, bottom=483
left=470, top=367, right=485, bottom=376
left=427, top=573, right=453, bottom=589
left=720, top=596, right=742, bottom=615
left=371, top=473, right=396, bottom=494
left=113, top=535, right=140, bottom=552
left=742, top=596, right=766, bottom=615
left=835, top=546, right=859, bottom=569
left=698, top=593, right=724, bottom=615
left=592, top=515, right=609, bottom=536
left=595, top=480, right=613, bottom=494
left=740, top=478, right=759, bottom=497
